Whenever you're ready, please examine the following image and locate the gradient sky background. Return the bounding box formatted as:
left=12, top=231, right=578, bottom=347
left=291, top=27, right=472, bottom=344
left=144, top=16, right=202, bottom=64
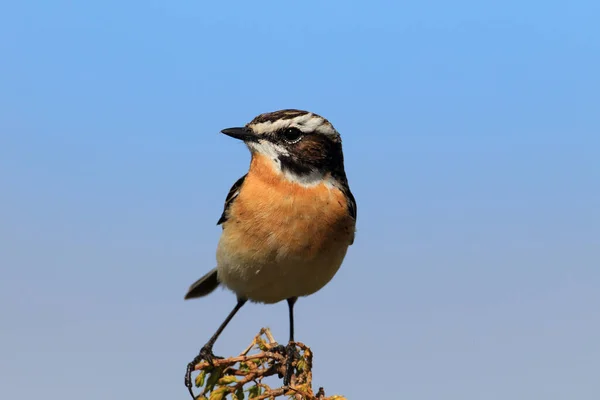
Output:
left=1, top=1, right=599, bottom=399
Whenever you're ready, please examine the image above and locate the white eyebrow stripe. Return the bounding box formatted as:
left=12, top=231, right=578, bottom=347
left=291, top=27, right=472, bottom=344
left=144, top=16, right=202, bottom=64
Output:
left=302, top=118, right=337, bottom=136
left=250, top=118, right=293, bottom=134
left=249, top=114, right=338, bottom=137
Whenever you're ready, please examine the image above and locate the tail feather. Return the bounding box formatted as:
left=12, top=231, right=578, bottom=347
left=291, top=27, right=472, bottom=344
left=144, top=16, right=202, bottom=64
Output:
left=184, top=268, right=220, bottom=300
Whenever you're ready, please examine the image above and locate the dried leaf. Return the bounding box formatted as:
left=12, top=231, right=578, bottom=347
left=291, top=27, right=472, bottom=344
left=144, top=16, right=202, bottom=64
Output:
left=234, top=386, right=245, bottom=400
left=205, top=367, right=224, bottom=392
left=247, top=385, right=260, bottom=398
left=208, top=387, right=227, bottom=400
left=217, top=375, right=238, bottom=385
left=195, top=370, right=206, bottom=388
left=239, top=362, right=250, bottom=372
left=296, top=357, right=307, bottom=372
left=256, top=336, right=268, bottom=351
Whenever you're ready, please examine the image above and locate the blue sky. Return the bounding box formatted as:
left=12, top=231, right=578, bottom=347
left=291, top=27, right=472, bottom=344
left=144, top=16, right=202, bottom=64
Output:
left=1, top=1, right=599, bottom=399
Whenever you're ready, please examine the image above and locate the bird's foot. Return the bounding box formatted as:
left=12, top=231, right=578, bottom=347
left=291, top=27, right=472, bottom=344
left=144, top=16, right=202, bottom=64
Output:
left=271, top=344, right=286, bottom=355
left=184, top=345, right=223, bottom=399
left=283, top=341, right=300, bottom=387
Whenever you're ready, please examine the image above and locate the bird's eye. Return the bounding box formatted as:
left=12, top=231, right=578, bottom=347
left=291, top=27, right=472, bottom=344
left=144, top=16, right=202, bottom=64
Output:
left=282, top=128, right=303, bottom=144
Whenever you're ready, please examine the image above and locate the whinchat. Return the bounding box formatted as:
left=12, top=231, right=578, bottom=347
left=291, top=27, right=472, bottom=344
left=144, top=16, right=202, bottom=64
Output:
left=184, top=109, right=357, bottom=396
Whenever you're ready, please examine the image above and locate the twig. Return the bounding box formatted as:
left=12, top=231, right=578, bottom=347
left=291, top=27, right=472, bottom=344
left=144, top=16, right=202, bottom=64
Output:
left=188, top=328, right=347, bottom=400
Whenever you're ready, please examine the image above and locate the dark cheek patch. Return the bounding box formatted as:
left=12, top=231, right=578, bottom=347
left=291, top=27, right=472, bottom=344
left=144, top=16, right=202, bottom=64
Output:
left=296, top=139, right=328, bottom=164
left=278, top=136, right=341, bottom=176
left=278, top=154, right=312, bottom=175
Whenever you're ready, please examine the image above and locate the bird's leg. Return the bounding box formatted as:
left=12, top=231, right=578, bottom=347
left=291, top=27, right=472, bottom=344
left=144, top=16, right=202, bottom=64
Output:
left=283, top=297, right=299, bottom=386
left=185, top=298, right=247, bottom=399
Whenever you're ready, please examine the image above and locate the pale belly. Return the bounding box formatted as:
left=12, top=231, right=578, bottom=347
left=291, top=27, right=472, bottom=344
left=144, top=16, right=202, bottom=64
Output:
left=216, top=235, right=350, bottom=303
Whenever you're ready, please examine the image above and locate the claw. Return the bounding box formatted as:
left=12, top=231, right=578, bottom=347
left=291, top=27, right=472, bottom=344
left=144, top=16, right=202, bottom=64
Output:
left=184, top=345, right=223, bottom=399
left=272, top=344, right=288, bottom=380
left=283, top=342, right=299, bottom=386
left=271, top=344, right=286, bottom=355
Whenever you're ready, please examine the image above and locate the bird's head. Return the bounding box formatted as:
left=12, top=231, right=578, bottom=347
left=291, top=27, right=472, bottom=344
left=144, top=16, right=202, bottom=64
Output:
left=221, top=109, right=346, bottom=185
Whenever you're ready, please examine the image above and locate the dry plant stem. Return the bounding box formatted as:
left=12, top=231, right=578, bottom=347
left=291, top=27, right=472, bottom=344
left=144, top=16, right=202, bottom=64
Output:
left=193, top=351, right=285, bottom=371
left=254, top=388, right=285, bottom=400
left=191, top=328, right=347, bottom=400
left=239, top=327, right=272, bottom=356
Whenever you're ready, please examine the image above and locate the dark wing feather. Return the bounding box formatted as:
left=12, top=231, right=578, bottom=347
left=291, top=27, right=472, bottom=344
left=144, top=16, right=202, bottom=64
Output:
left=344, top=186, right=357, bottom=245
left=333, top=171, right=357, bottom=245
left=184, top=268, right=219, bottom=300
left=333, top=171, right=357, bottom=221
left=217, top=174, right=247, bottom=225
left=345, top=187, right=357, bottom=220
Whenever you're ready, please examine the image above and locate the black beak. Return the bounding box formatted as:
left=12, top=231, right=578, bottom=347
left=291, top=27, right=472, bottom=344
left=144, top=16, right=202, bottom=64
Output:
left=221, top=127, right=256, bottom=142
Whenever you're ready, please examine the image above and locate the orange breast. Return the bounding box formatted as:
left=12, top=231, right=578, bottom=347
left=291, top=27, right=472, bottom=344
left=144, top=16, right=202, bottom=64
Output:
left=222, top=154, right=355, bottom=261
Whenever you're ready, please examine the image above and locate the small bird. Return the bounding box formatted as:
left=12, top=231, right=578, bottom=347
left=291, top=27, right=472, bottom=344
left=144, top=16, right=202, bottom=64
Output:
left=184, top=109, right=357, bottom=396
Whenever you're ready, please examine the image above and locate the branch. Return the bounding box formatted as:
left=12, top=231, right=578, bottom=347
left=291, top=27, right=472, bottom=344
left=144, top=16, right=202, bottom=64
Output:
left=189, top=328, right=347, bottom=400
